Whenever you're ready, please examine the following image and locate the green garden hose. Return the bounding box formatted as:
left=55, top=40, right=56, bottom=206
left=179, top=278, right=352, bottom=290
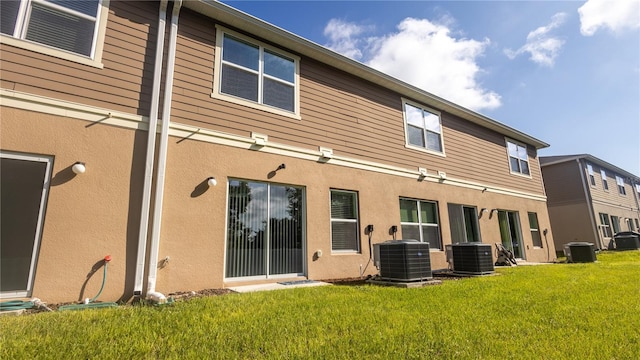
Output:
left=58, top=256, right=118, bottom=311
left=0, top=300, right=34, bottom=312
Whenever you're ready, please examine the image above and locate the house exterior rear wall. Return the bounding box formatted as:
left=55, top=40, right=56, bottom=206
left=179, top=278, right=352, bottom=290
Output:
left=170, top=8, right=545, bottom=199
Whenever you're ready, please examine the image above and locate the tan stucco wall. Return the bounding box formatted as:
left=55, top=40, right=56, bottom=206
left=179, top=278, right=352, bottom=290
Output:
left=1, top=107, right=145, bottom=303
left=154, top=132, right=556, bottom=294
left=1, top=107, right=556, bottom=303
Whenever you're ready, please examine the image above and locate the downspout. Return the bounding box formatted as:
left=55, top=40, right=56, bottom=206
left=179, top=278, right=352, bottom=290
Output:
left=577, top=159, right=601, bottom=249
left=146, top=0, right=182, bottom=303
left=134, top=0, right=168, bottom=297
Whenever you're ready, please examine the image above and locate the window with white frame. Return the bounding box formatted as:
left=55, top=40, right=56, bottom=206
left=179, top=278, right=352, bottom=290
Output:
left=506, top=140, right=530, bottom=176
left=599, top=213, right=612, bottom=238
left=601, top=169, right=609, bottom=190
left=403, top=100, right=443, bottom=153
left=611, top=215, right=621, bottom=234
left=636, top=184, right=640, bottom=199
left=447, top=204, right=482, bottom=243
left=616, top=175, right=626, bottom=195
left=215, top=28, right=299, bottom=115
left=399, top=198, right=441, bottom=250
left=586, top=163, right=596, bottom=186
left=528, top=212, right=543, bottom=248
left=330, top=190, right=359, bottom=252
left=1, top=0, right=102, bottom=58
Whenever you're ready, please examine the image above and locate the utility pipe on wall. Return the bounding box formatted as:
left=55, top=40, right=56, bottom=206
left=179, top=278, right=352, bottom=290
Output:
left=134, top=0, right=168, bottom=297
left=146, top=0, right=182, bottom=302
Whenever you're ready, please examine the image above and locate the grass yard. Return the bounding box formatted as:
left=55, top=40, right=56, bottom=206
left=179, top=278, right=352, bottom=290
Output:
left=2, top=251, right=639, bottom=359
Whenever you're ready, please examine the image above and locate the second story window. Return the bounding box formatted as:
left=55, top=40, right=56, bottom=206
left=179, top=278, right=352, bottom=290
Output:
left=1, top=0, right=101, bottom=58
left=214, top=27, right=300, bottom=117
left=506, top=140, right=530, bottom=176
left=403, top=100, right=444, bottom=154
left=601, top=170, right=609, bottom=190
left=587, top=163, right=596, bottom=186
left=616, top=175, right=626, bottom=195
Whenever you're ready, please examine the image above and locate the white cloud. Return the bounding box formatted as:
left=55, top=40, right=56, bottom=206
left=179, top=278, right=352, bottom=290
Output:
left=504, top=13, right=567, bottom=67
left=579, top=0, right=640, bottom=36
left=323, top=19, right=370, bottom=60
left=324, top=17, right=501, bottom=111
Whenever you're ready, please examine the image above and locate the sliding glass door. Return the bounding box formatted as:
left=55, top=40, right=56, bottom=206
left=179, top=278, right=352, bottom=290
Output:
left=225, top=180, right=305, bottom=279
left=1, top=152, right=52, bottom=297
left=498, top=210, right=524, bottom=259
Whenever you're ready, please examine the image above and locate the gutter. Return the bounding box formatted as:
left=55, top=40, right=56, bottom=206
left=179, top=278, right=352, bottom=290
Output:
left=146, top=0, right=183, bottom=302
left=134, top=0, right=168, bottom=297
left=577, top=159, right=602, bottom=250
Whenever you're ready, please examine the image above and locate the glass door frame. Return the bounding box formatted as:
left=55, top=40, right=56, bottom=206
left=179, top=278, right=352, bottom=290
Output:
left=497, top=209, right=526, bottom=260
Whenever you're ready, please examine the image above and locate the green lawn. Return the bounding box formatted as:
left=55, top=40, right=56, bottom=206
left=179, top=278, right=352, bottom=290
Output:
left=2, top=251, right=639, bottom=359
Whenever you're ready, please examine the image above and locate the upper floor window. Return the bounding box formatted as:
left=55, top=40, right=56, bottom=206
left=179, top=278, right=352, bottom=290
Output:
left=615, top=175, right=626, bottom=195
left=586, top=163, right=596, bottom=186
left=1, top=0, right=101, bottom=58
left=399, top=198, right=441, bottom=250
left=601, top=170, right=609, bottom=190
left=403, top=100, right=444, bottom=154
left=636, top=184, right=640, bottom=198
left=213, top=27, right=300, bottom=118
left=506, top=140, right=530, bottom=176
left=330, top=190, right=360, bottom=252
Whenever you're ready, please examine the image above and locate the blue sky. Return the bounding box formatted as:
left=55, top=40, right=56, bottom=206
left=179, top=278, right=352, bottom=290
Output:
left=222, top=0, right=640, bottom=175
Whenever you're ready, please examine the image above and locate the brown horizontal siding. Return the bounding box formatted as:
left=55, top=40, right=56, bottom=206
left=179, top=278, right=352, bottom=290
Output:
left=541, top=161, right=586, bottom=205
left=0, top=1, right=156, bottom=116
left=168, top=8, right=545, bottom=196
left=591, top=165, right=637, bottom=207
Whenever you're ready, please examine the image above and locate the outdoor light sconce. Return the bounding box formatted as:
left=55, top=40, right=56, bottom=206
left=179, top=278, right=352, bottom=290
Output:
left=277, top=163, right=286, bottom=171
left=490, top=209, right=498, bottom=216
left=481, top=208, right=488, bottom=214
left=207, top=177, right=217, bottom=187
left=72, top=161, right=86, bottom=174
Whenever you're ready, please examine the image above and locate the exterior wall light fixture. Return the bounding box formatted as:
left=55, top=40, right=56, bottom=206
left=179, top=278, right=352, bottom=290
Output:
left=207, top=177, right=218, bottom=187
left=72, top=162, right=86, bottom=174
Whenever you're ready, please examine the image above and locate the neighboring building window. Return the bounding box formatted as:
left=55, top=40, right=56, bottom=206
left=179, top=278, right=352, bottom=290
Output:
left=635, top=219, right=640, bottom=231
left=601, top=170, right=609, bottom=190
left=636, top=184, right=640, bottom=198
left=447, top=204, right=481, bottom=243
left=586, top=164, right=596, bottom=186
left=627, top=218, right=635, bottom=232
left=403, top=100, right=443, bottom=153
left=330, top=190, right=359, bottom=252
left=399, top=198, right=441, bottom=250
left=528, top=212, right=543, bottom=248
left=616, top=176, right=626, bottom=195
left=215, top=28, right=299, bottom=115
left=599, top=213, right=612, bottom=238
left=611, top=216, right=620, bottom=234
left=506, top=140, right=530, bottom=176
left=1, top=0, right=102, bottom=58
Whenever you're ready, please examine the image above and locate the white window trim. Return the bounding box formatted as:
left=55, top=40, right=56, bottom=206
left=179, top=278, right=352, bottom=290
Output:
left=399, top=198, right=442, bottom=251
left=615, top=175, right=627, bottom=196
left=601, top=169, right=609, bottom=192
left=401, top=98, right=446, bottom=157
left=586, top=163, right=596, bottom=187
left=212, top=25, right=301, bottom=120
left=0, top=151, right=53, bottom=298
left=330, top=189, right=360, bottom=253
left=0, top=0, right=109, bottom=69
left=505, top=138, right=532, bottom=178
left=528, top=212, right=543, bottom=248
